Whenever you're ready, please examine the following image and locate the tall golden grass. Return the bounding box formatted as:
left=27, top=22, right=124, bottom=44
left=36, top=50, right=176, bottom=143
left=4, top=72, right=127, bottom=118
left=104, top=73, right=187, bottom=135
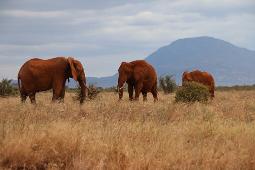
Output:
left=0, top=90, right=255, bottom=169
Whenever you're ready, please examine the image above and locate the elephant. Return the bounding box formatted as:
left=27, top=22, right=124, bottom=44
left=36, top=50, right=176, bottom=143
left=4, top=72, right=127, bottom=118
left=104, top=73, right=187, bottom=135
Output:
left=182, top=70, right=215, bottom=98
left=117, top=60, right=158, bottom=101
left=18, top=57, right=87, bottom=104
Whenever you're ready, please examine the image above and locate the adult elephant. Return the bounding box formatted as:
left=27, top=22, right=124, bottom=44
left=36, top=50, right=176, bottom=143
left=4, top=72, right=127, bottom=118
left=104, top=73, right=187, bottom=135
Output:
left=18, top=57, right=87, bottom=104
left=182, top=70, right=215, bottom=98
left=117, top=60, right=158, bottom=101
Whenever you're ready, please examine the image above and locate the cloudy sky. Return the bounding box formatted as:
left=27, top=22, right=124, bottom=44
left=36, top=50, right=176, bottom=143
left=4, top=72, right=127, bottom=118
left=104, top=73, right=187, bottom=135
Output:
left=0, top=0, right=254, bottom=79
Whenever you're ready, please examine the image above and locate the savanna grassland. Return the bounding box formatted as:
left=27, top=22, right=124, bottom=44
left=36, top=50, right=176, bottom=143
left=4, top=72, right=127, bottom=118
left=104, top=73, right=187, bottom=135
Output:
left=0, top=90, right=255, bottom=170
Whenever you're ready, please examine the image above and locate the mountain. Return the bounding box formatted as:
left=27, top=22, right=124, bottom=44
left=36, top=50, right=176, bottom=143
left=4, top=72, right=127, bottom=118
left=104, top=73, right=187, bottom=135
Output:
left=68, top=74, right=118, bottom=88
left=81, top=36, right=255, bottom=87
left=146, top=36, right=255, bottom=85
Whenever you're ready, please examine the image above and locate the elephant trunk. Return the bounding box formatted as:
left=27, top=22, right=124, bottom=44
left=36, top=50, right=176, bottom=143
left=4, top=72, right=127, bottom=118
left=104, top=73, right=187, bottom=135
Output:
left=118, top=85, right=124, bottom=100
left=78, top=79, right=86, bottom=104
left=117, top=78, right=126, bottom=100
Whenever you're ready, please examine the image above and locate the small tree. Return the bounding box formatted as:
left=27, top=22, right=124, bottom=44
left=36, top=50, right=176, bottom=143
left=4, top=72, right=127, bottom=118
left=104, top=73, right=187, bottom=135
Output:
left=0, top=79, right=18, bottom=97
left=175, top=81, right=210, bottom=103
left=159, top=75, right=177, bottom=94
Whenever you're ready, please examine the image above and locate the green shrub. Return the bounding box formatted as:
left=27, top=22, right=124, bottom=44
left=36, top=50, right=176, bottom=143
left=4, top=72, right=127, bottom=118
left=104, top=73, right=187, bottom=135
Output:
left=0, top=79, right=18, bottom=97
left=159, top=75, right=177, bottom=94
left=175, top=82, right=210, bottom=103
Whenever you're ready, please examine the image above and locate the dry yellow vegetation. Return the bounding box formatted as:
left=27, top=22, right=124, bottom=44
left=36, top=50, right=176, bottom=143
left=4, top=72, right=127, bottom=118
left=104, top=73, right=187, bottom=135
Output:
left=0, top=91, right=255, bottom=169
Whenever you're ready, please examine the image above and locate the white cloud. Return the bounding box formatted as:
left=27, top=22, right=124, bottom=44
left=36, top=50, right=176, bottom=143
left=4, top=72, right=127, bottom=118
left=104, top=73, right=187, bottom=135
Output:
left=0, top=10, right=69, bottom=18
left=0, top=43, right=100, bottom=53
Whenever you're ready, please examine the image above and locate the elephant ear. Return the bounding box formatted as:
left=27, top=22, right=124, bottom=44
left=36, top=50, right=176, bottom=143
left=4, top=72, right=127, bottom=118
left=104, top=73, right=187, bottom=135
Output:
left=68, top=57, right=78, bottom=81
left=182, top=71, right=188, bottom=77
left=182, top=71, right=189, bottom=85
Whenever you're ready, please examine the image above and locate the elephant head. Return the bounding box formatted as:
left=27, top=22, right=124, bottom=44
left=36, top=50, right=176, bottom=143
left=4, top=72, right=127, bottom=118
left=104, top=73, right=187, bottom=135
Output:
left=117, top=62, right=133, bottom=100
left=182, top=71, right=192, bottom=85
left=68, top=57, right=86, bottom=104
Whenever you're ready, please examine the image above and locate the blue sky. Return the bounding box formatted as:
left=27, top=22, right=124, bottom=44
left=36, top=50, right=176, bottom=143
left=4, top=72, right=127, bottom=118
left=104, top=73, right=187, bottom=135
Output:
left=0, top=0, right=254, bottom=79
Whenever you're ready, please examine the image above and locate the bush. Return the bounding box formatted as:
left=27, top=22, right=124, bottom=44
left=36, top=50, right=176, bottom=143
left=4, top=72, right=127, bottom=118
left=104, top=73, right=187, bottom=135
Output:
left=159, top=75, right=177, bottom=94
left=0, top=79, right=18, bottom=97
left=175, top=82, right=210, bottom=103
left=87, top=84, right=101, bottom=100
left=73, top=84, right=101, bottom=101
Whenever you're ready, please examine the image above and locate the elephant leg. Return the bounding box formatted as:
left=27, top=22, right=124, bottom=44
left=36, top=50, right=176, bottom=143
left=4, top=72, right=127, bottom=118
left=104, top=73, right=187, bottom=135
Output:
left=210, top=89, right=214, bottom=98
left=60, top=80, right=68, bottom=102
left=142, top=91, right=147, bottom=101
left=59, top=89, right=65, bottom=102
left=52, top=89, right=62, bottom=102
left=20, top=93, right=27, bottom=103
left=134, top=82, right=143, bottom=101
left=152, top=86, right=158, bottom=102
left=28, top=93, right=36, bottom=104
left=128, top=84, right=134, bottom=101
left=52, top=81, right=65, bottom=102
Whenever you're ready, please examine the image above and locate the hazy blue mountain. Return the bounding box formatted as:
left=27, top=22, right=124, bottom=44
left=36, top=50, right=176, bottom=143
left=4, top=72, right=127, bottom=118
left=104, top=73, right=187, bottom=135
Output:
left=83, top=36, right=255, bottom=87
left=146, top=36, right=255, bottom=85
left=68, top=74, right=118, bottom=88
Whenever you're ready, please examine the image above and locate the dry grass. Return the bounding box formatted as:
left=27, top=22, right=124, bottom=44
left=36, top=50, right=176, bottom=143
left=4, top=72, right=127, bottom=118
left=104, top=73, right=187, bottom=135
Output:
left=0, top=90, right=255, bottom=169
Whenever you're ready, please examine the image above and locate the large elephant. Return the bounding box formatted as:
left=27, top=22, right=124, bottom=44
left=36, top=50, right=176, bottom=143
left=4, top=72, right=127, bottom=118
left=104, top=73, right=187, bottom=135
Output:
left=117, top=60, right=158, bottom=101
left=182, top=70, right=215, bottom=97
left=18, top=57, right=87, bottom=104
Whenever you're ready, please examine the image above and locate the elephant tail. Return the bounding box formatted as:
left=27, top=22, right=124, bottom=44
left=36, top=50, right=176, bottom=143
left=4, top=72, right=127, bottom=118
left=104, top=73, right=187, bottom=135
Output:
left=18, top=76, right=21, bottom=91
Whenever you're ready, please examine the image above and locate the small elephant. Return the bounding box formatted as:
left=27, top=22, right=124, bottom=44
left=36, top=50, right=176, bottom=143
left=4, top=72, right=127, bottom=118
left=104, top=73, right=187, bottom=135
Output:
left=182, top=70, right=215, bottom=98
left=117, top=60, right=158, bottom=101
left=18, top=57, right=87, bottom=104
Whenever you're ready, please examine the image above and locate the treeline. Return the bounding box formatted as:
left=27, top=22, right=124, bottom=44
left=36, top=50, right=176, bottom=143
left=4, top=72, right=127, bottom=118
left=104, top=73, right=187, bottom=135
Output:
left=1, top=78, right=255, bottom=97
left=216, top=85, right=255, bottom=91
left=0, top=79, right=18, bottom=96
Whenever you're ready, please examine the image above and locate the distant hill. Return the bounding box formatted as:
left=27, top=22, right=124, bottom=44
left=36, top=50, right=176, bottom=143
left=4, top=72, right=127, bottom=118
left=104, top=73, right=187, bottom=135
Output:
left=68, top=74, right=118, bottom=88
left=82, top=36, right=255, bottom=87
left=146, top=36, right=255, bottom=85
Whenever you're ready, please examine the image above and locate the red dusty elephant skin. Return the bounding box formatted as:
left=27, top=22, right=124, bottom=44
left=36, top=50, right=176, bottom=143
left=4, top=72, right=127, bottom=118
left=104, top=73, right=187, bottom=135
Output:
left=182, top=70, right=215, bottom=98
left=117, top=60, right=158, bottom=101
left=18, top=57, right=87, bottom=104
